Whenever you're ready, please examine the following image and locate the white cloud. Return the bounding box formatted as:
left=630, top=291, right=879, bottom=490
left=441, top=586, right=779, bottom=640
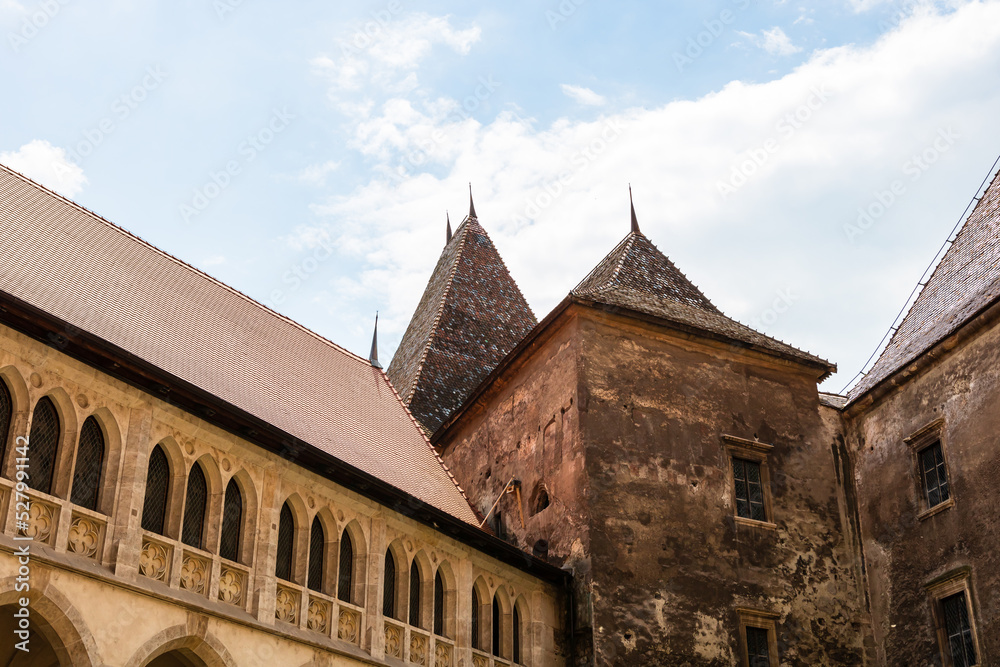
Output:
left=741, top=26, right=803, bottom=56
left=0, top=140, right=87, bottom=197
left=561, top=84, right=607, bottom=106
left=297, top=160, right=341, bottom=186
left=303, top=1, right=1000, bottom=391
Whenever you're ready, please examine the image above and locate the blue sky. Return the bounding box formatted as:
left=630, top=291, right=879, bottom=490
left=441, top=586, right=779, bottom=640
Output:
left=2, top=0, right=1000, bottom=392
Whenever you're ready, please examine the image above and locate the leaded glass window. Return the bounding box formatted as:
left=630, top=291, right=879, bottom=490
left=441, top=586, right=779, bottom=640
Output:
left=409, top=564, right=421, bottom=627
left=943, top=592, right=977, bottom=667
left=71, top=416, right=104, bottom=511
left=434, top=570, right=445, bottom=636
left=921, top=442, right=950, bottom=508
left=471, top=588, right=481, bottom=649
left=383, top=549, right=396, bottom=618
left=734, top=458, right=766, bottom=522
left=219, top=479, right=243, bottom=562
left=338, top=529, right=353, bottom=603
left=308, top=516, right=325, bottom=592
left=28, top=397, right=59, bottom=495
left=181, top=463, right=208, bottom=548
left=0, top=380, right=12, bottom=476
left=513, top=605, right=521, bottom=664
left=492, top=595, right=502, bottom=657
left=141, top=445, right=170, bottom=535
left=746, top=626, right=770, bottom=667
left=275, top=502, right=295, bottom=581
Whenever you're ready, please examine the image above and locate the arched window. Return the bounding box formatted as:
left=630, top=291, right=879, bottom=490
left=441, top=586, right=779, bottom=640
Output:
left=181, top=463, right=208, bottom=549
left=434, top=570, right=445, bottom=636
left=308, top=516, right=325, bottom=592
left=513, top=605, right=522, bottom=664
left=28, top=397, right=59, bottom=495
left=471, top=588, right=481, bottom=650
left=338, top=529, right=354, bottom=603
left=141, top=445, right=170, bottom=535
left=383, top=549, right=396, bottom=618
left=71, top=416, right=104, bottom=511
left=0, top=380, right=12, bottom=475
left=409, top=563, right=421, bottom=627
left=275, top=502, right=295, bottom=581
left=492, top=595, right=502, bottom=657
left=219, top=478, right=243, bottom=562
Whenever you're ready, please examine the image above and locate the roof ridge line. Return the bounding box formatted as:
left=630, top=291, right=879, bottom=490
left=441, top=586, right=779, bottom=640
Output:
left=400, top=220, right=472, bottom=403
left=605, top=232, right=638, bottom=288
left=376, top=364, right=478, bottom=523
left=0, top=163, right=369, bottom=366
left=465, top=218, right=536, bottom=322
left=572, top=232, right=635, bottom=293
left=639, top=233, right=719, bottom=312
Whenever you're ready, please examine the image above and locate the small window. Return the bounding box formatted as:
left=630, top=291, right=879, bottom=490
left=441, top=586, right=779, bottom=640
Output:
left=28, top=397, right=60, bottom=495
left=308, top=516, right=325, bottom=592
left=942, top=593, right=978, bottom=667
left=275, top=502, right=295, bottom=581
left=492, top=594, right=503, bottom=658
left=181, top=463, right=208, bottom=549
left=920, top=442, right=950, bottom=508
left=409, top=563, right=421, bottom=627
left=219, top=479, right=243, bottom=562
left=141, top=445, right=170, bottom=535
left=746, top=627, right=771, bottom=667
left=338, top=529, right=354, bottom=603
left=383, top=549, right=396, bottom=619
left=738, top=608, right=779, bottom=667
left=733, top=458, right=766, bottom=522
left=513, top=605, right=522, bottom=664
left=471, top=588, right=481, bottom=650
left=71, top=416, right=104, bottom=511
left=433, top=570, right=445, bottom=636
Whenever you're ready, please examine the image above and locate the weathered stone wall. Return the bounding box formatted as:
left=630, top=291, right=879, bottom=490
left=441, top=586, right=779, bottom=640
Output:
left=844, top=311, right=1000, bottom=667
left=576, top=310, right=869, bottom=665
left=0, top=323, right=564, bottom=666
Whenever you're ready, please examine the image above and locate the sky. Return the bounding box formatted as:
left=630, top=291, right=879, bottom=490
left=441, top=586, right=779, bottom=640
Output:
left=2, top=0, right=1000, bottom=393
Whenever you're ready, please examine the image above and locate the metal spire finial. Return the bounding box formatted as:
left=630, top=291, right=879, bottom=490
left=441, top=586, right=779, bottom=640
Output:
left=369, top=312, right=382, bottom=369
left=629, top=184, right=640, bottom=234
left=446, top=211, right=452, bottom=244
left=469, top=183, right=477, bottom=220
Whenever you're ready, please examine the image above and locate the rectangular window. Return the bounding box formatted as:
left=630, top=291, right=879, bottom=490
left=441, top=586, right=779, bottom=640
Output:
left=943, top=593, right=977, bottom=667
left=746, top=626, right=771, bottom=667
left=921, top=442, right=950, bottom=508
left=733, top=458, right=766, bottom=522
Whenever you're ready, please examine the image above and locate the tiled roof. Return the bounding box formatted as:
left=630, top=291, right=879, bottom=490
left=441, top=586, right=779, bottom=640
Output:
left=388, top=215, right=537, bottom=435
left=849, top=168, right=1000, bottom=400
left=0, top=164, right=478, bottom=524
left=572, top=231, right=835, bottom=375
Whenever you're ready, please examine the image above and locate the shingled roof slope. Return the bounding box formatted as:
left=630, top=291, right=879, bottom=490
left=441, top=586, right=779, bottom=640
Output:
left=849, top=168, right=1000, bottom=400
left=0, top=164, right=477, bottom=524
left=572, top=230, right=835, bottom=375
left=388, top=215, right=537, bottom=435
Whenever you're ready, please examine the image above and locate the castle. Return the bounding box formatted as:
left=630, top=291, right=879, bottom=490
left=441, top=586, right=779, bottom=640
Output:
left=0, top=160, right=997, bottom=666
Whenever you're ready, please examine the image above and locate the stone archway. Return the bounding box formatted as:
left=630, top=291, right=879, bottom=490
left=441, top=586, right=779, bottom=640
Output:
left=0, top=579, right=100, bottom=667
left=0, top=602, right=61, bottom=666
left=126, top=626, right=236, bottom=667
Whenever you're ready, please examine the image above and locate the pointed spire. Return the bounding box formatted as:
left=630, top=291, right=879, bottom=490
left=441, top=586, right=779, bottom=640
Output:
left=369, top=312, right=382, bottom=369
left=629, top=185, right=640, bottom=235
left=468, top=183, right=477, bottom=220
left=446, top=211, right=453, bottom=244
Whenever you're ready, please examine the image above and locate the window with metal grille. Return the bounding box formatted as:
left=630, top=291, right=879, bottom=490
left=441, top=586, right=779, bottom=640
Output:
left=746, top=626, right=771, bottom=667
left=434, top=570, right=445, bottom=636
left=275, top=502, right=295, bottom=581
left=409, top=563, right=421, bottom=627
left=141, top=445, right=170, bottom=535
left=733, top=458, right=766, bottom=522
left=943, top=592, right=977, bottom=667
left=383, top=549, right=396, bottom=619
left=28, top=397, right=60, bottom=495
left=71, top=416, right=104, bottom=511
left=471, top=588, right=481, bottom=650
left=308, top=516, right=325, bottom=592
left=219, top=479, right=243, bottom=562
left=0, top=380, right=12, bottom=476
left=921, top=442, right=950, bottom=508
left=338, top=529, right=353, bottom=603
left=513, top=605, right=521, bottom=664
left=492, top=595, right=502, bottom=657
left=181, top=463, right=208, bottom=549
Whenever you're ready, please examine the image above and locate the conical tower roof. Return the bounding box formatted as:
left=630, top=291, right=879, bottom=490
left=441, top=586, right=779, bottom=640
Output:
left=572, top=224, right=833, bottom=376
left=850, top=168, right=1000, bottom=399
left=388, top=210, right=537, bottom=434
